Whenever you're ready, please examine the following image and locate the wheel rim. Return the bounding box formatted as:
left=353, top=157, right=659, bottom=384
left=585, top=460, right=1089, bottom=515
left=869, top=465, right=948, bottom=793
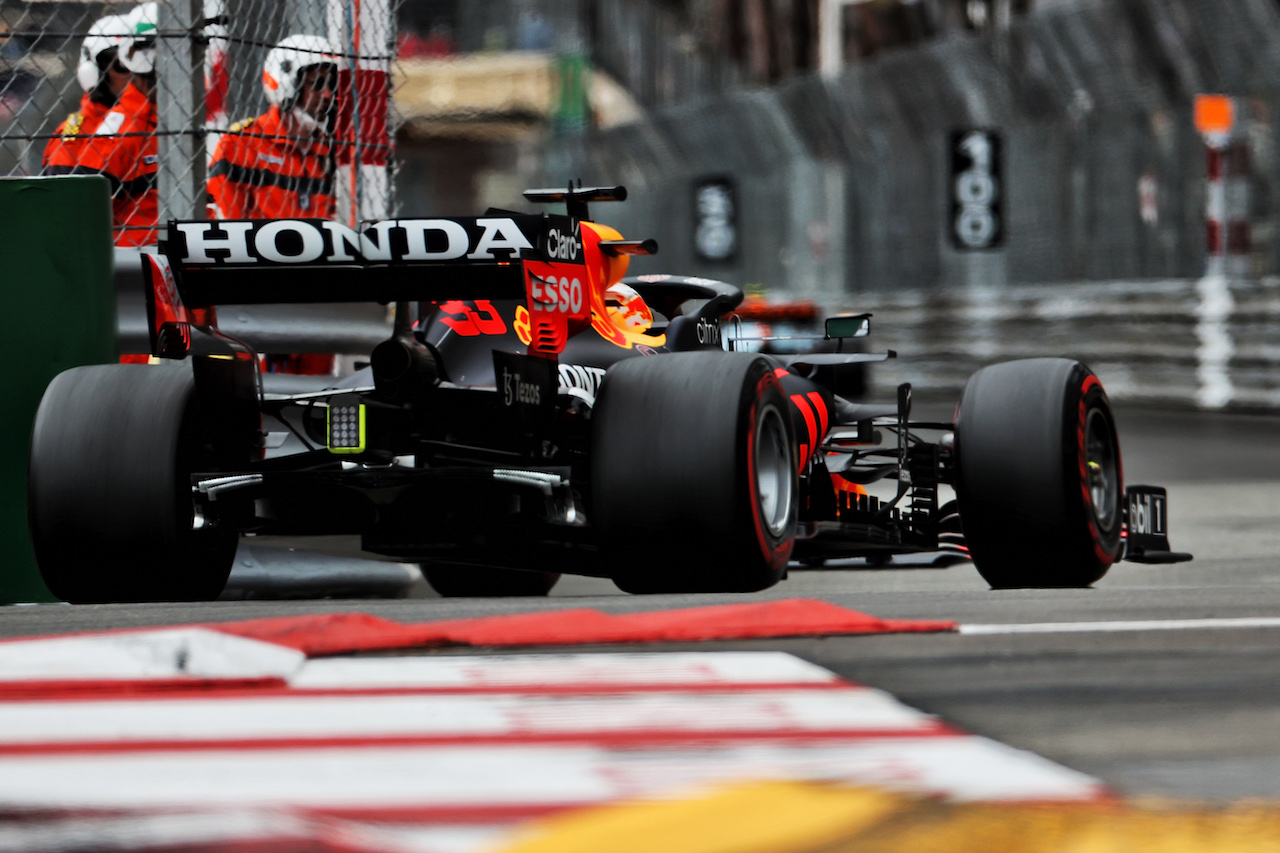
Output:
left=1084, top=407, right=1119, bottom=532
left=755, top=404, right=793, bottom=538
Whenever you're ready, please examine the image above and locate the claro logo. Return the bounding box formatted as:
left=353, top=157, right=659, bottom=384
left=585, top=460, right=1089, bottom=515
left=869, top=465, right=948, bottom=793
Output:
left=173, top=218, right=537, bottom=265
left=545, top=224, right=580, bottom=261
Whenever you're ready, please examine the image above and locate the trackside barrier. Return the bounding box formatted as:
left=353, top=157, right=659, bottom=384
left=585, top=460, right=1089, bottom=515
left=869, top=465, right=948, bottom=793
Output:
left=0, top=175, right=115, bottom=604
left=555, top=0, right=1280, bottom=295
left=858, top=276, right=1280, bottom=411
left=541, top=0, right=1280, bottom=411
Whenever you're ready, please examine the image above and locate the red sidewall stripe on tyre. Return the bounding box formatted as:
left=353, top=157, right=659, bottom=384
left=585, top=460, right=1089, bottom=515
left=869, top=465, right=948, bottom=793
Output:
left=1075, top=373, right=1119, bottom=564
left=745, top=370, right=792, bottom=568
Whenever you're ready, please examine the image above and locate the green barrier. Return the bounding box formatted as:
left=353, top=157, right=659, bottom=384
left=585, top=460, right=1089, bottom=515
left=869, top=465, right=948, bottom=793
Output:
left=0, top=176, right=115, bottom=604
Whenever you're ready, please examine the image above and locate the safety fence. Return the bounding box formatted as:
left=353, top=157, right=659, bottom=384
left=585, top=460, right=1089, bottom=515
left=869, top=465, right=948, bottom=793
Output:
left=541, top=0, right=1280, bottom=408
left=0, top=0, right=398, bottom=243
left=588, top=0, right=741, bottom=111
left=862, top=274, right=1280, bottom=411
left=553, top=0, right=1280, bottom=297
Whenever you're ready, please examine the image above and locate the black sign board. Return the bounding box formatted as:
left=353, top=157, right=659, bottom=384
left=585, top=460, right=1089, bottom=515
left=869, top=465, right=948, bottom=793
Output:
left=949, top=130, right=1003, bottom=250
left=693, top=177, right=737, bottom=263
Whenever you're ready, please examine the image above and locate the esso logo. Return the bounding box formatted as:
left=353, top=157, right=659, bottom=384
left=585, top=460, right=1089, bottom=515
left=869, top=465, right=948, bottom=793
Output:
left=546, top=228, right=580, bottom=261
left=531, top=275, right=583, bottom=314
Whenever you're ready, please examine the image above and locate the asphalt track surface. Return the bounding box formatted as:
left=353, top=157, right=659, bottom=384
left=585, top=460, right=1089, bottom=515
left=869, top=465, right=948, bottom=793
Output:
left=4, top=403, right=1280, bottom=804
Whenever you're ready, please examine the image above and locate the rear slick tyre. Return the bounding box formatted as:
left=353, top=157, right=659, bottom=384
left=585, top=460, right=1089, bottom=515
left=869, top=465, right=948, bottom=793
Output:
left=27, top=364, right=238, bottom=603
left=592, top=352, right=797, bottom=594
left=954, top=358, right=1123, bottom=588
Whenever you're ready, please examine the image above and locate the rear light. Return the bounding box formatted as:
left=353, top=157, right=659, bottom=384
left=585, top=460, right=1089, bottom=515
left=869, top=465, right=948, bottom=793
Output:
left=327, top=395, right=366, bottom=454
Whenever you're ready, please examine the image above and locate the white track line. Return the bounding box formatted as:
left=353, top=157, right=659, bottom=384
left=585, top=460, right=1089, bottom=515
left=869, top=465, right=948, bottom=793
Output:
left=0, top=738, right=1104, bottom=808
left=961, top=616, right=1280, bottom=635
left=0, top=688, right=944, bottom=746
left=292, top=650, right=842, bottom=690
left=0, top=628, right=304, bottom=681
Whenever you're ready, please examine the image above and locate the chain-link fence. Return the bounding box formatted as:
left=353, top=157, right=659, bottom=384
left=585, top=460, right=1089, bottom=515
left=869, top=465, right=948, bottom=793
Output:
left=546, top=0, right=1280, bottom=299
left=0, top=0, right=398, bottom=245
left=526, top=0, right=1280, bottom=409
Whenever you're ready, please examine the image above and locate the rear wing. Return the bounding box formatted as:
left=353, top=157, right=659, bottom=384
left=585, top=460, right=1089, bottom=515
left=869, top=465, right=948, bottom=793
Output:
left=145, top=199, right=653, bottom=359
left=157, top=214, right=582, bottom=306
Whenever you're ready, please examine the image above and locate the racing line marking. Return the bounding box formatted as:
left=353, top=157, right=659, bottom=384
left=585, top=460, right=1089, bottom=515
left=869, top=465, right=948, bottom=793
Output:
left=960, top=616, right=1280, bottom=635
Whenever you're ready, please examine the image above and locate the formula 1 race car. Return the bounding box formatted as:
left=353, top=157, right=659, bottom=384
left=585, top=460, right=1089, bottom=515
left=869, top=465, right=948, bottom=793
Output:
left=27, top=185, right=1191, bottom=602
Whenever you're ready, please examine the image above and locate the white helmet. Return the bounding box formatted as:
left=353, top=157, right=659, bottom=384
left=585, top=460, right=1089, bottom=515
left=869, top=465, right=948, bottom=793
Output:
left=117, top=2, right=158, bottom=75
left=262, top=34, right=342, bottom=108
left=76, top=13, right=131, bottom=92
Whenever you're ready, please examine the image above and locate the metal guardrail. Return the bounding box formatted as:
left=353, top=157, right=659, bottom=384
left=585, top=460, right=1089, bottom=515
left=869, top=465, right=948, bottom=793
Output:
left=857, top=275, right=1280, bottom=412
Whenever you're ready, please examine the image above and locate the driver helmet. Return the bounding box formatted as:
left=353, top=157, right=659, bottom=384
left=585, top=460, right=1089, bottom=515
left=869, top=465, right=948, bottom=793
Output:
left=76, top=13, right=131, bottom=92
left=605, top=282, right=653, bottom=334
left=117, top=2, right=158, bottom=75
left=262, top=34, right=342, bottom=130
